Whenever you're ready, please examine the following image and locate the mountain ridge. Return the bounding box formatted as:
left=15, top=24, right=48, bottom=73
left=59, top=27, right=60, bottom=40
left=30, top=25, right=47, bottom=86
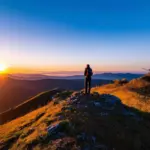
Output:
left=8, top=73, right=143, bottom=80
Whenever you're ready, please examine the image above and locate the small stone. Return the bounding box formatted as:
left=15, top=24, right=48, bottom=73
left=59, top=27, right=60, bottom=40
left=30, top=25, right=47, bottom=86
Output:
left=94, top=102, right=101, bottom=107
left=91, top=136, right=96, bottom=144
left=95, top=144, right=108, bottom=150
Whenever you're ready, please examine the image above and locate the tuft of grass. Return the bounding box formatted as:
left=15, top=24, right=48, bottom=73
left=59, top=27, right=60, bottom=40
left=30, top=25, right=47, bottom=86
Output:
left=34, top=112, right=45, bottom=122
left=0, top=131, right=22, bottom=150
left=43, top=118, right=57, bottom=126
left=54, top=91, right=73, bottom=100
left=54, top=111, right=64, bottom=117
left=113, top=78, right=128, bottom=85
left=53, top=91, right=73, bottom=105
left=20, top=128, right=35, bottom=139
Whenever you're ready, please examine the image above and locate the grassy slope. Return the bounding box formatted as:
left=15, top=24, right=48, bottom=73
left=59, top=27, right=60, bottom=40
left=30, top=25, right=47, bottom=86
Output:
left=0, top=100, right=65, bottom=150
left=92, top=74, right=150, bottom=113
left=0, top=89, right=62, bottom=125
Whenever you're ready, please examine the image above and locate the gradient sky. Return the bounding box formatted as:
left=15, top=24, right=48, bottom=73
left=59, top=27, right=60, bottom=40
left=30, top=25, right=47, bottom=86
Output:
left=0, top=0, right=150, bottom=74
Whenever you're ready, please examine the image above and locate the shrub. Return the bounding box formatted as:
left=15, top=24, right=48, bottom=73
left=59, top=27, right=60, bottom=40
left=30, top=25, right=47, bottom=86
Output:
left=54, top=91, right=73, bottom=100
left=114, top=78, right=128, bottom=85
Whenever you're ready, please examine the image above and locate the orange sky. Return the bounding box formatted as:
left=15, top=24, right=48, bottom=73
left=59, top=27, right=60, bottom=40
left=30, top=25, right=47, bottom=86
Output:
left=4, top=64, right=145, bottom=75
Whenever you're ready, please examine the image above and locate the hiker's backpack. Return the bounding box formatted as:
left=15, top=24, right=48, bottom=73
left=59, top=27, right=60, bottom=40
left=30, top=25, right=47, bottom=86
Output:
left=86, top=68, right=93, bottom=77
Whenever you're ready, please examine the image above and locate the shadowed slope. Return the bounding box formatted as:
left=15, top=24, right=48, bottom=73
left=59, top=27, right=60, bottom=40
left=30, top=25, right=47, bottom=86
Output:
left=0, top=89, right=62, bottom=125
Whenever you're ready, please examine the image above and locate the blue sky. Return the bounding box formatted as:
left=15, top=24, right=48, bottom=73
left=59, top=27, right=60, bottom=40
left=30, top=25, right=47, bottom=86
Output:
left=0, top=0, right=150, bottom=74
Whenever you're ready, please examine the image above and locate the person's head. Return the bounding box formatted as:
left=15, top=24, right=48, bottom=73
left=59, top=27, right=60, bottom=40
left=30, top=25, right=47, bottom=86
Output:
left=86, top=64, right=90, bottom=68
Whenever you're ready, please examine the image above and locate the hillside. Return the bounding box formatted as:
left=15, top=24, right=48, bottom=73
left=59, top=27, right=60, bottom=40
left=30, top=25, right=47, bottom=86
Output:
left=92, top=73, right=150, bottom=113
left=0, top=75, right=150, bottom=150
left=0, top=89, right=63, bottom=125
left=0, top=76, right=110, bottom=113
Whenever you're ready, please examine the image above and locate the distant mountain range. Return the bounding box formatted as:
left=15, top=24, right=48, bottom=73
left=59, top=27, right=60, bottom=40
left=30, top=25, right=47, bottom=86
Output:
left=0, top=76, right=110, bottom=113
left=9, top=73, right=143, bottom=80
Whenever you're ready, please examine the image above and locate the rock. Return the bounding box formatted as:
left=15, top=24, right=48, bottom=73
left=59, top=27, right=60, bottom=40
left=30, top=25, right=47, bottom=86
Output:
left=123, top=111, right=136, bottom=117
left=101, top=95, right=121, bottom=103
left=95, top=144, right=108, bottom=150
left=91, top=136, right=96, bottom=144
left=67, top=93, right=81, bottom=104
left=83, top=145, right=90, bottom=150
left=93, top=102, right=102, bottom=107
left=122, top=109, right=142, bottom=121
left=47, top=121, right=70, bottom=136
left=100, top=112, right=109, bottom=116
left=81, top=132, right=86, bottom=140
left=105, top=98, right=121, bottom=106
left=62, top=106, right=73, bottom=111
left=102, top=106, right=115, bottom=111
left=58, top=115, right=65, bottom=120
left=133, top=134, right=141, bottom=150
left=47, top=124, right=60, bottom=135
left=77, top=133, right=88, bottom=141
left=95, top=112, right=109, bottom=117
left=92, top=92, right=100, bottom=97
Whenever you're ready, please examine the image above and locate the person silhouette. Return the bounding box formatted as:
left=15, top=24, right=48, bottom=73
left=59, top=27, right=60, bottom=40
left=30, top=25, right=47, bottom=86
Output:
left=84, top=64, right=93, bottom=94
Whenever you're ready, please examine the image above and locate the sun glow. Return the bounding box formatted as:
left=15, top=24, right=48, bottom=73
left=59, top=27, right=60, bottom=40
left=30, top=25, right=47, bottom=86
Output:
left=0, top=64, right=7, bottom=73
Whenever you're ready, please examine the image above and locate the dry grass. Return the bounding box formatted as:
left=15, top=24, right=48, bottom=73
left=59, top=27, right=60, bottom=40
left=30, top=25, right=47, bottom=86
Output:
left=0, top=99, right=67, bottom=150
left=92, top=74, right=150, bottom=113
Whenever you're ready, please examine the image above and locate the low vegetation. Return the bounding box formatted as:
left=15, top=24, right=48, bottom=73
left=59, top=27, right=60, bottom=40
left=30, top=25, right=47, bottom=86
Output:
left=113, top=78, right=128, bottom=85
left=93, top=74, right=150, bottom=113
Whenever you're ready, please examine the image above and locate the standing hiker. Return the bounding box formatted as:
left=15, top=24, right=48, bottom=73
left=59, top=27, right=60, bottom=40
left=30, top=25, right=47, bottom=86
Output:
left=84, top=64, right=93, bottom=94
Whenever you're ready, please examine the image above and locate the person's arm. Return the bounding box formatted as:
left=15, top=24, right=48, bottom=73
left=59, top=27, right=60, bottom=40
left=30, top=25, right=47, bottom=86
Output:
left=84, top=68, right=87, bottom=76
left=91, top=69, right=93, bottom=76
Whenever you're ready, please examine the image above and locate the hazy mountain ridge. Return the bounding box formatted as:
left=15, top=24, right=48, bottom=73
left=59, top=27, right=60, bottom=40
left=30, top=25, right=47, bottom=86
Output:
left=8, top=73, right=143, bottom=80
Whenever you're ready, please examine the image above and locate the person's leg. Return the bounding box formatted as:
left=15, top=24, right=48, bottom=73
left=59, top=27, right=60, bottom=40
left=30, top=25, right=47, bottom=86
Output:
left=88, top=78, right=91, bottom=94
left=85, top=78, right=88, bottom=94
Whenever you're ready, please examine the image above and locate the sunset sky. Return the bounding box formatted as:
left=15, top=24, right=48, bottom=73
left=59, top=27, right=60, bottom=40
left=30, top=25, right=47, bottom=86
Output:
left=0, top=0, right=150, bottom=74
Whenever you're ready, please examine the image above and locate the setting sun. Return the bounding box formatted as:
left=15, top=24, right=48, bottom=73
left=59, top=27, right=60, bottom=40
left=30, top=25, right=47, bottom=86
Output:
left=0, top=64, right=7, bottom=72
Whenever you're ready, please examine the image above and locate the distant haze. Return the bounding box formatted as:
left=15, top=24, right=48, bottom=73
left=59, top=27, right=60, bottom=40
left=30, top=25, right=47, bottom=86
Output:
left=9, top=73, right=143, bottom=81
